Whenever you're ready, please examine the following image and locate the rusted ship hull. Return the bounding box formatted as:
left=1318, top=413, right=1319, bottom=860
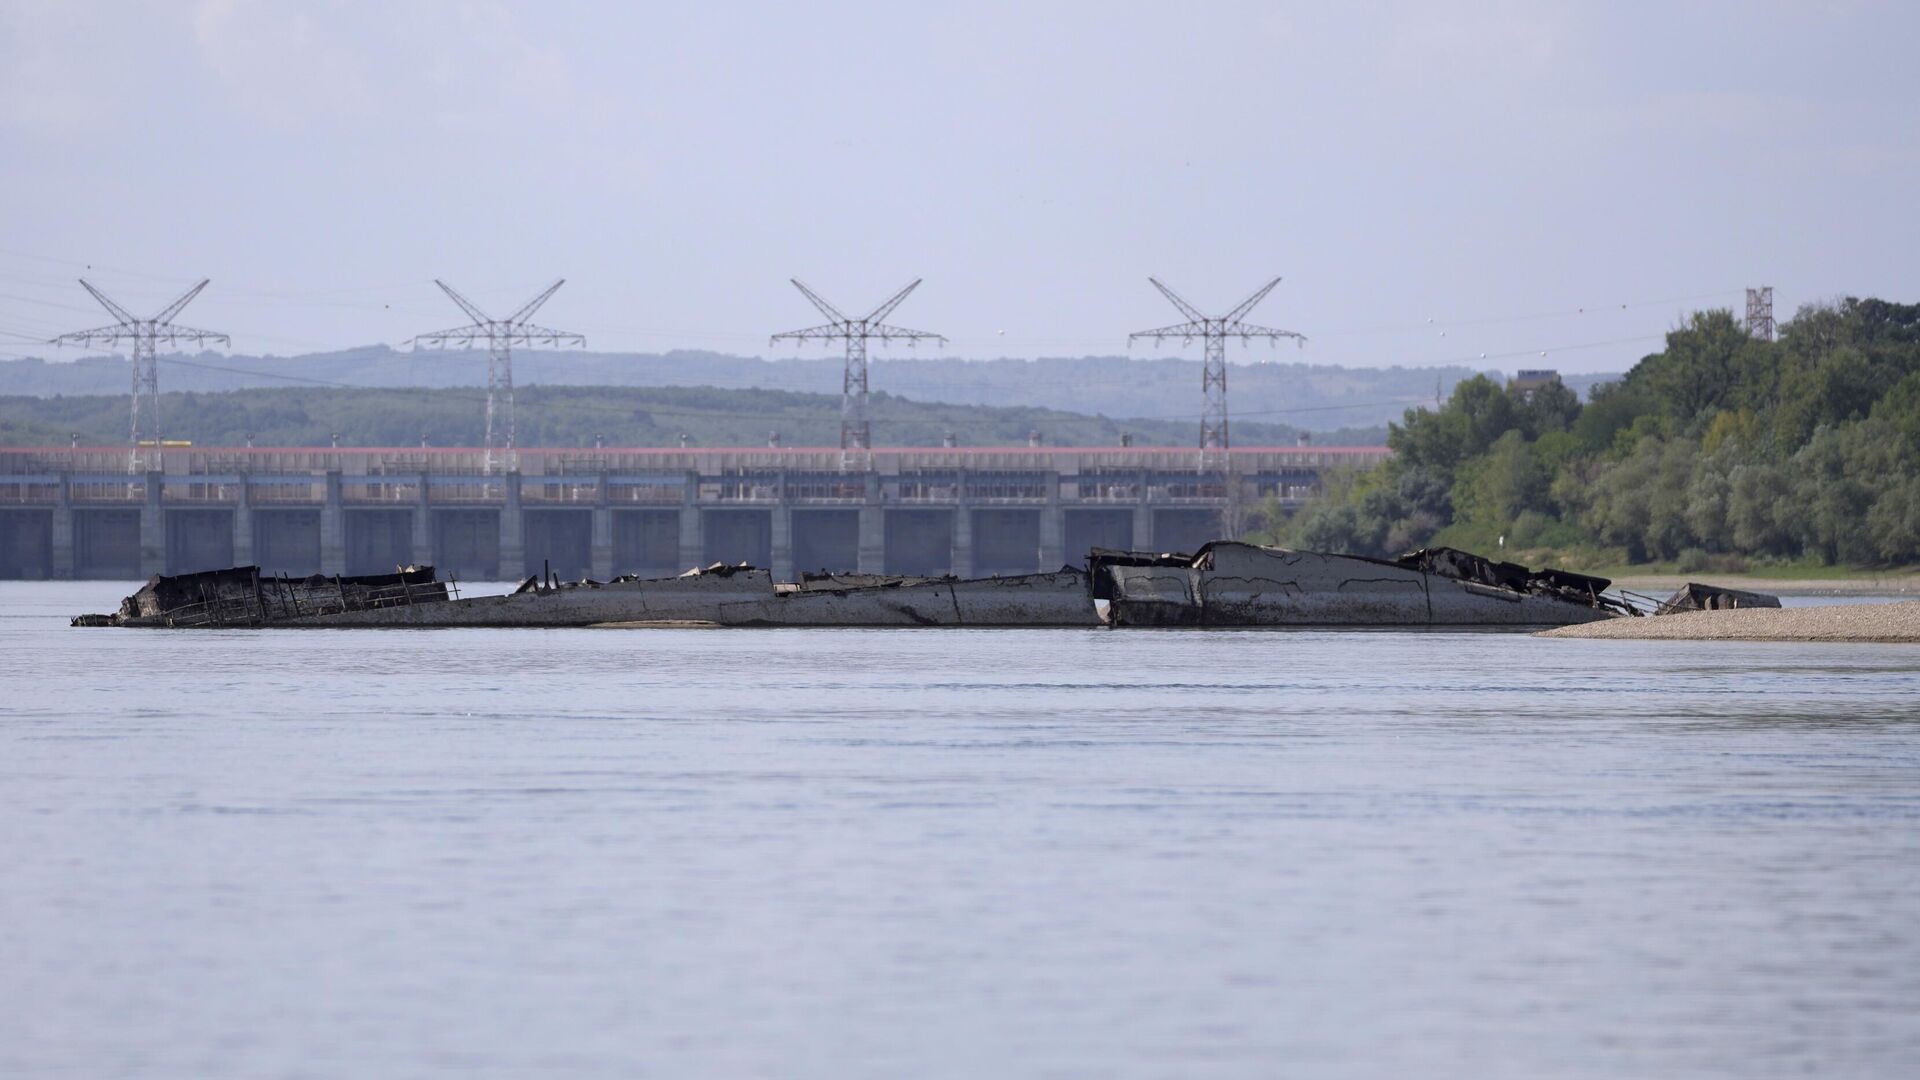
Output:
left=1091, top=543, right=1626, bottom=628
left=577, top=569, right=1098, bottom=628
left=80, top=545, right=1653, bottom=631
left=72, top=566, right=451, bottom=628
left=288, top=568, right=778, bottom=628
left=77, top=565, right=1101, bottom=629
left=728, top=570, right=1098, bottom=628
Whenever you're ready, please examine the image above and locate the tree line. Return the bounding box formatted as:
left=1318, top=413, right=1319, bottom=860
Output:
left=1258, top=298, right=1920, bottom=568
left=0, top=383, right=1343, bottom=451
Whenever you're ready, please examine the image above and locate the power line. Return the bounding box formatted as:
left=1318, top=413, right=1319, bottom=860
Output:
left=0, top=291, right=118, bottom=316
left=408, top=279, right=585, bottom=474
left=1306, top=289, right=1745, bottom=338
left=771, top=278, right=944, bottom=467
left=47, top=279, right=228, bottom=472
left=1129, top=276, right=1304, bottom=473
left=0, top=246, right=1739, bottom=344
left=0, top=246, right=199, bottom=284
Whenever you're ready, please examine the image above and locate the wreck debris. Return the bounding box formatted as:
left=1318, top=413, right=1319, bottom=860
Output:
left=788, top=571, right=940, bottom=592
left=76, top=543, right=1775, bottom=631
left=583, top=567, right=1099, bottom=628
left=722, top=569, right=1098, bottom=628
left=1088, top=542, right=1638, bottom=628
left=1389, top=547, right=1627, bottom=612
left=74, top=563, right=1100, bottom=629
left=73, top=566, right=449, bottom=628
left=1654, top=582, right=1783, bottom=614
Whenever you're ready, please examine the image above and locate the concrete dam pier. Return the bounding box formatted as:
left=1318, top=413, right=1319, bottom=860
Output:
left=0, top=445, right=1386, bottom=581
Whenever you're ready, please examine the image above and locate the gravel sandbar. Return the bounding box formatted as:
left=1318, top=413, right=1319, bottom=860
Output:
left=1609, top=573, right=1918, bottom=597
left=1539, top=600, right=1920, bottom=643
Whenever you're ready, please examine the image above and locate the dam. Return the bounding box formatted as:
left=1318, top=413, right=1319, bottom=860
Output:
left=0, top=444, right=1387, bottom=581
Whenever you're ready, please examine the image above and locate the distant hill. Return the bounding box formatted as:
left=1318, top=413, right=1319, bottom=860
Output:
left=0, top=347, right=1614, bottom=433
left=0, top=384, right=1389, bottom=450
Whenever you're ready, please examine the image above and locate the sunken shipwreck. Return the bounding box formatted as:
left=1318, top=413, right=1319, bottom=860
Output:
left=72, top=542, right=1772, bottom=630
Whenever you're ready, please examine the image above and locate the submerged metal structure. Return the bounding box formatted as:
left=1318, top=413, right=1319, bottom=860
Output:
left=1089, top=542, right=1636, bottom=628
left=77, top=538, right=1774, bottom=631
left=74, top=565, right=449, bottom=628
left=77, top=562, right=1098, bottom=629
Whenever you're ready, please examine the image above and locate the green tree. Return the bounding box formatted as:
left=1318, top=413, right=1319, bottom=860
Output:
left=1454, top=430, right=1549, bottom=531
left=1626, top=309, right=1763, bottom=427
left=1866, top=479, right=1920, bottom=563
left=1724, top=460, right=1793, bottom=556
left=1387, top=374, right=1520, bottom=479
left=1570, top=378, right=1656, bottom=455
left=1581, top=437, right=1698, bottom=561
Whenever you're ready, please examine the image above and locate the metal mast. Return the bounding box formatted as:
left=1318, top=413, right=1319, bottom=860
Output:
left=410, top=279, right=585, bottom=474
left=49, top=278, right=228, bottom=473
left=771, top=279, right=945, bottom=467
left=1745, top=286, right=1776, bottom=342
left=1130, top=277, right=1305, bottom=473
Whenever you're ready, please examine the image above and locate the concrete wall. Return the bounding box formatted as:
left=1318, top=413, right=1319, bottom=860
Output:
left=1153, top=508, right=1224, bottom=556
left=971, top=509, right=1041, bottom=576
left=73, top=509, right=141, bottom=579
left=434, top=509, right=501, bottom=580
left=0, top=446, right=1388, bottom=580
left=702, top=509, right=772, bottom=569
left=523, top=509, right=592, bottom=580
left=791, top=509, right=859, bottom=578
left=165, top=509, right=235, bottom=574
left=885, top=509, right=955, bottom=576
left=613, top=510, right=680, bottom=578
left=0, top=509, right=53, bottom=578
left=255, top=509, right=322, bottom=577
left=345, top=509, right=415, bottom=576
left=0, top=500, right=1257, bottom=581
left=0, top=500, right=1258, bottom=581
left=1062, top=509, right=1135, bottom=568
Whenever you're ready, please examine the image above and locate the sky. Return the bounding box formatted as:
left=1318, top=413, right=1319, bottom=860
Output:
left=1, top=1, right=1916, bottom=376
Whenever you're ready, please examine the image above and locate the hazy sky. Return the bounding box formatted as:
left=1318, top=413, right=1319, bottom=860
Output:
left=2, top=1, right=1916, bottom=375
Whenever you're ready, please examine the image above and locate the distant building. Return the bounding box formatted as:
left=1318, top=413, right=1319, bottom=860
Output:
left=1509, top=369, right=1561, bottom=395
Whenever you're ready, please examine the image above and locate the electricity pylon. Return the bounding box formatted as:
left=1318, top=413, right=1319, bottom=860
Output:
left=771, top=279, right=945, bottom=468
left=49, top=278, right=228, bottom=473
left=1130, top=277, right=1305, bottom=472
left=410, top=279, right=584, bottom=474
left=1745, top=286, right=1776, bottom=341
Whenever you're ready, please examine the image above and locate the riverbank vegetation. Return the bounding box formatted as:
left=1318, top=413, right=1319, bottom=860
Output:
left=1255, top=298, right=1920, bottom=569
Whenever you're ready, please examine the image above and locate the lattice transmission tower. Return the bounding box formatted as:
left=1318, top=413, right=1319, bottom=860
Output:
left=771, top=279, right=945, bottom=468
left=1745, top=286, right=1776, bottom=341
left=1130, top=276, right=1305, bottom=473
left=49, top=278, right=228, bottom=473
left=410, top=279, right=584, bottom=474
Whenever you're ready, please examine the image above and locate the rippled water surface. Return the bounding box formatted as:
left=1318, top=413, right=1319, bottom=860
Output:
left=5, top=581, right=1920, bottom=1078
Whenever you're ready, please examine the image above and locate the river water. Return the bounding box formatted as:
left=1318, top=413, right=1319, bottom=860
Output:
left=4, top=581, right=1919, bottom=1078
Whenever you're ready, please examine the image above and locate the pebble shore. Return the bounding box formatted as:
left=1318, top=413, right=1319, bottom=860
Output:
left=1610, top=574, right=1918, bottom=598
left=1539, top=600, right=1920, bottom=643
